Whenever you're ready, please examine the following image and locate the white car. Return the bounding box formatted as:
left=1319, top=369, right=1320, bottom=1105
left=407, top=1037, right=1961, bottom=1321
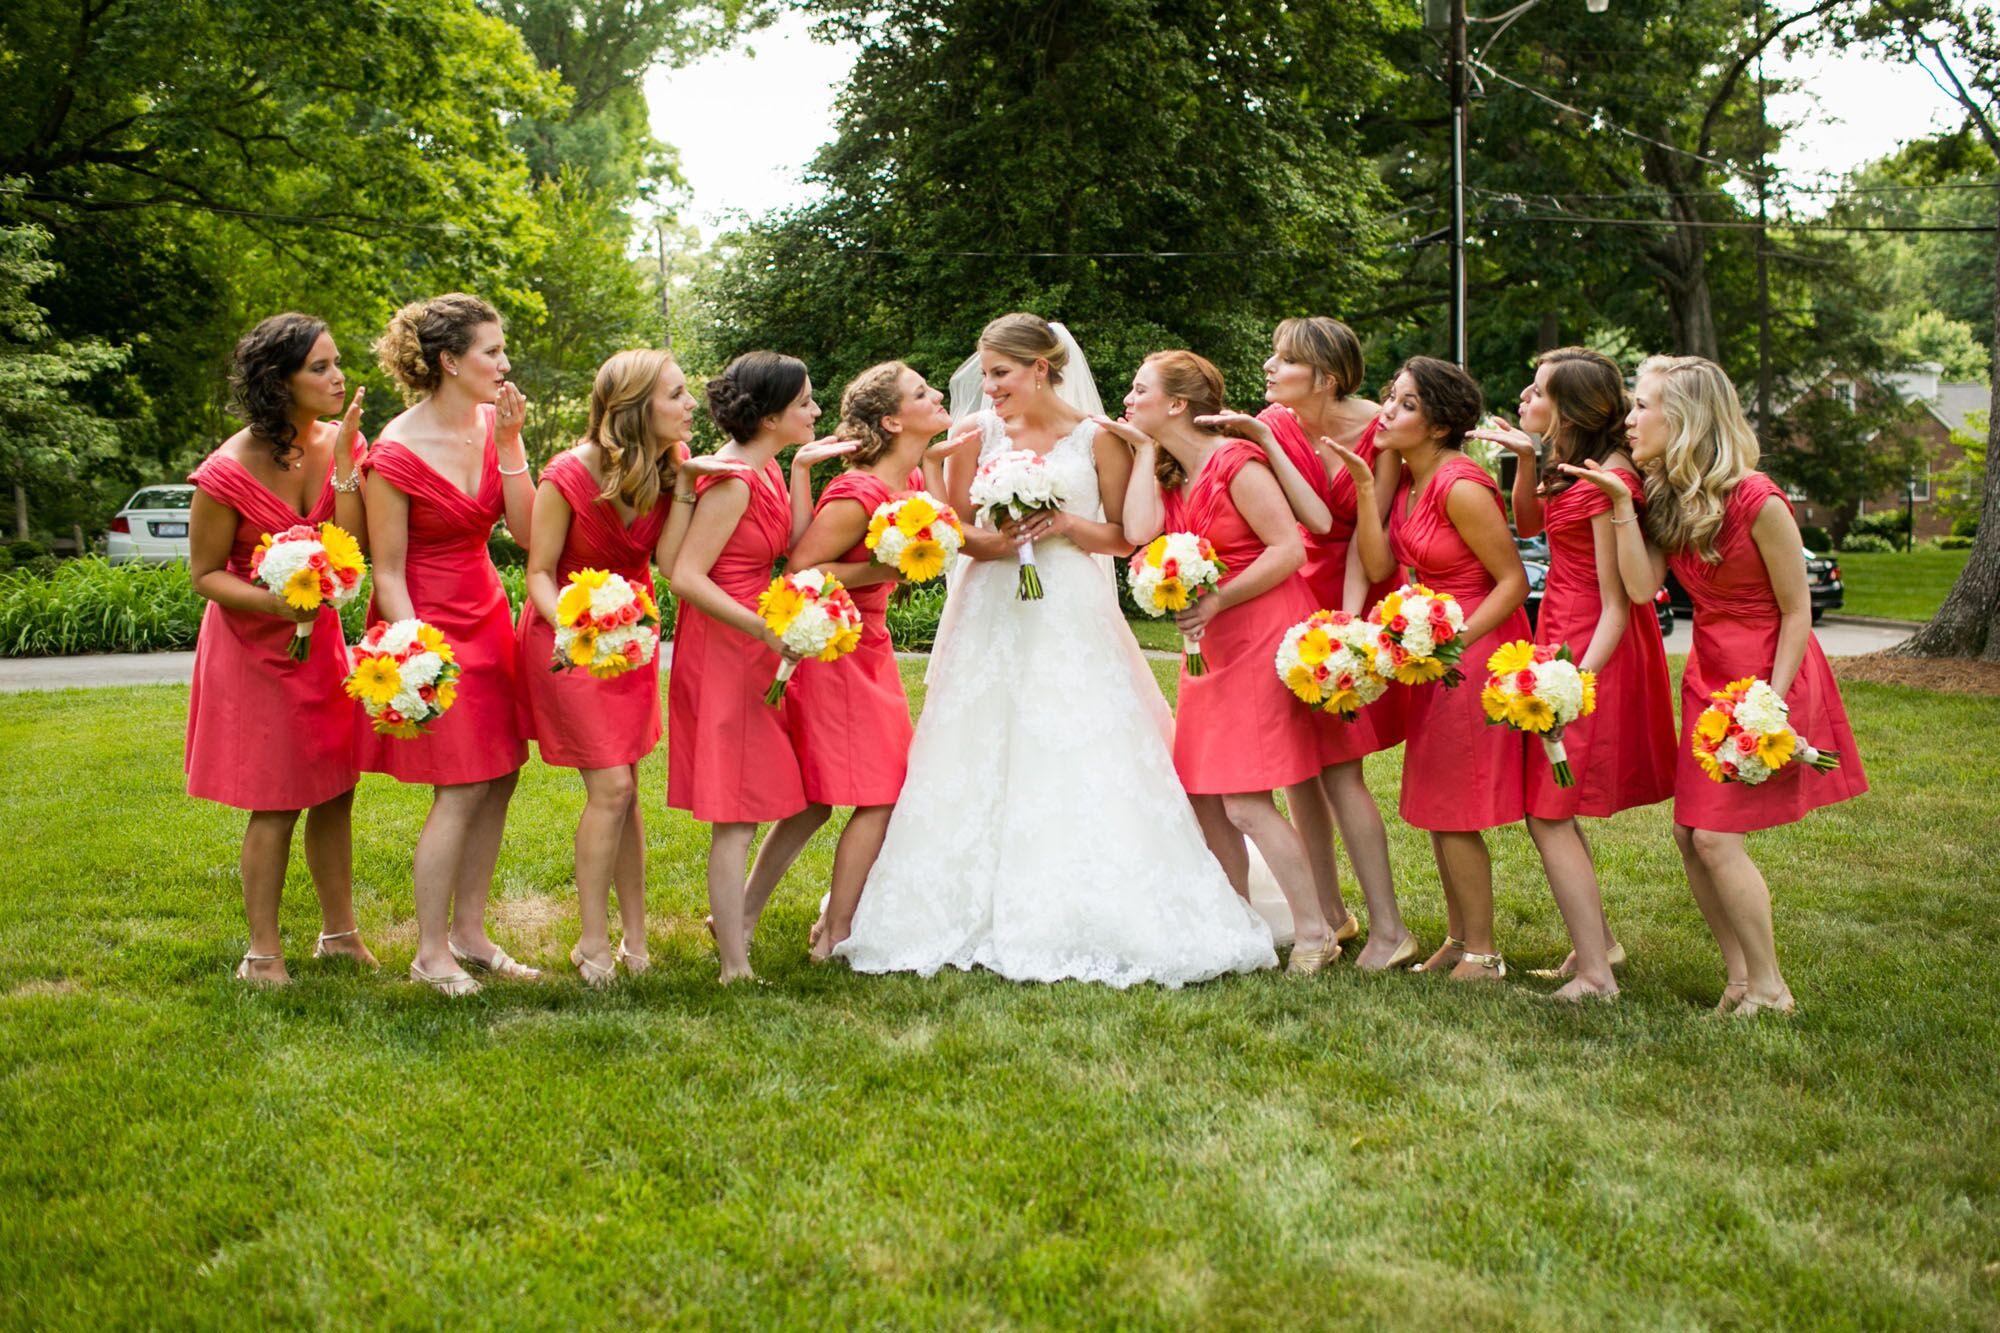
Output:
left=107, top=484, right=195, bottom=565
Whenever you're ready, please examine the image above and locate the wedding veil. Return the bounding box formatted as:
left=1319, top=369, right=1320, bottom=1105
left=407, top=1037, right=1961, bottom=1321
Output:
left=947, top=320, right=1106, bottom=425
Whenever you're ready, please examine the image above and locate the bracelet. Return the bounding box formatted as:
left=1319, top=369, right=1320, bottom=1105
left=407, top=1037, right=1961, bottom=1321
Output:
left=1610, top=512, right=1636, bottom=526
left=674, top=492, right=697, bottom=505
left=497, top=460, right=531, bottom=477
left=331, top=470, right=363, bottom=494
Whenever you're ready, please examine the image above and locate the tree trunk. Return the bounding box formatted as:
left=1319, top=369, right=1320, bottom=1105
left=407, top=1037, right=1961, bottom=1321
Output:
left=12, top=482, right=26, bottom=541
left=1894, top=184, right=2000, bottom=661
left=1641, top=147, right=1722, bottom=362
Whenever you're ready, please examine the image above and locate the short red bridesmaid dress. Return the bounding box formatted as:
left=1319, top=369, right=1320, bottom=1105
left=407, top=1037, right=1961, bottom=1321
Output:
left=1388, top=454, right=1532, bottom=832
left=1162, top=441, right=1324, bottom=795
left=666, top=462, right=808, bottom=823
left=1525, top=470, right=1676, bottom=819
left=1669, top=473, right=1867, bottom=833
left=184, top=449, right=359, bottom=811
left=1260, top=406, right=1406, bottom=759
left=517, top=446, right=681, bottom=770
left=785, top=471, right=915, bottom=808
left=356, top=411, right=527, bottom=785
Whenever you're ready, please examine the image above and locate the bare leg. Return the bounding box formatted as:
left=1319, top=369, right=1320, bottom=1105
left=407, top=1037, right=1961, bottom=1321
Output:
left=1223, top=792, right=1328, bottom=949
left=815, top=804, right=892, bottom=960
left=1432, top=830, right=1499, bottom=980
left=741, top=804, right=831, bottom=939
left=1284, top=776, right=1350, bottom=928
left=1193, top=794, right=1250, bottom=899
left=613, top=778, right=647, bottom=962
left=411, top=781, right=493, bottom=977
left=708, top=822, right=758, bottom=982
left=1673, top=822, right=1748, bottom=1008
left=1526, top=815, right=1616, bottom=998
left=300, top=787, right=374, bottom=966
left=447, top=768, right=521, bottom=961
left=239, top=808, right=303, bottom=983
left=1324, top=762, right=1408, bottom=968
left=1689, top=827, right=1791, bottom=1011
left=572, top=765, right=638, bottom=972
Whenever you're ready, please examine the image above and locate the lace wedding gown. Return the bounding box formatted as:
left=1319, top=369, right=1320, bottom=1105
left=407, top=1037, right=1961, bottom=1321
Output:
left=834, top=412, right=1277, bottom=987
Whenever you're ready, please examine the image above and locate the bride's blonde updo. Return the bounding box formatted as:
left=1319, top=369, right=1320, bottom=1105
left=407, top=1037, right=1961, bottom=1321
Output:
left=979, top=312, right=1067, bottom=385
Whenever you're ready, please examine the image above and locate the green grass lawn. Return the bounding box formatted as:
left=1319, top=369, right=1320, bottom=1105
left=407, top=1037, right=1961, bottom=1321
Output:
left=1833, top=548, right=1971, bottom=622
left=3, top=662, right=1998, bottom=1327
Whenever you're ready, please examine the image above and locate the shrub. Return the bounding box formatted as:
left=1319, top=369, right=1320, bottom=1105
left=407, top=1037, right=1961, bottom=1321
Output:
left=1953, top=513, right=1979, bottom=539
left=0, top=556, right=206, bottom=655
left=1850, top=511, right=1908, bottom=544
left=1840, top=532, right=1896, bottom=554
left=884, top=581, right=946, bottom=651
left=1798, top=525, right=1832, bottom=553
left=1936, top=534, right=1975, bottom=550
left=9, top=539, right=47, bottom=564
left=488, top=528, right=527, bottom=568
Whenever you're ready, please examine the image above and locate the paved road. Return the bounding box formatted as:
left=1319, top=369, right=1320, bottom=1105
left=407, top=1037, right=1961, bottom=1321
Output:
left=0, top=618, right=1921, bottom=693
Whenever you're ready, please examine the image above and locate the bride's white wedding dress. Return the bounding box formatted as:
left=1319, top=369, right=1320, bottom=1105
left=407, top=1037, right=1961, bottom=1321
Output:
left=834, top=411, right=1277, bottom=988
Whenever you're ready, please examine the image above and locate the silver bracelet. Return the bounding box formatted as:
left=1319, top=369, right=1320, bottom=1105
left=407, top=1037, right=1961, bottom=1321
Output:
left=1610, top=512, right=1636, bottom=526
left=331, top=471, right=363, bottom=494
left=497, top=460, right=531, bottom=477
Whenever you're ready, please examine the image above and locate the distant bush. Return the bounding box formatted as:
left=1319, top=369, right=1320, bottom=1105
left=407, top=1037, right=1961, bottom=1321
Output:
left=1953, top=513, right=1978, bottom=539
left=1840, top=532, right=1896, bottom=554
left=1798, top=525, right=1832, bottom=553
left=1936, top=534, right=1975, bottom=551
left=1849, top=512, right=1908, bottom=545
left=9, top=539, right=47, bottom=564
left=0, top=557, right=205, bottom=655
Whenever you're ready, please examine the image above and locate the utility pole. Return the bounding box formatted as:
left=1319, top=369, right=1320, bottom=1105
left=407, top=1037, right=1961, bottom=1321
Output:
left=654, top=218, right=673, bottom=350
left=1754, top=5, right=1773, bottom=435
left=1448, top=0, right=1469, bottom=368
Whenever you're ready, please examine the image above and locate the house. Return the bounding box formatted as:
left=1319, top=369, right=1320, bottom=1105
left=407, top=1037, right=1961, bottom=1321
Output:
left=1787, top=364, right=1983, bottom=543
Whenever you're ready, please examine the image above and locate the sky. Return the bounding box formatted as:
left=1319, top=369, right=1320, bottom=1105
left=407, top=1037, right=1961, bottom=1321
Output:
left=644, top=13, right=1969, bottom=242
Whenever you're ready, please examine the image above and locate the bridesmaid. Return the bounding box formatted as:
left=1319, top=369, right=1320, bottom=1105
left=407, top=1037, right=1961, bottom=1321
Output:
left=1468, top=348, right=1676, bottom=1001
left=1565, top=355, right=1867, bottom=1016
left=1347, top=357, right=1531, bottom=980
left=743, top=361, right=964, bottom=961
left=1206, top=316, right=1412, bottom=969
left=1109, top=351, right=1336, bottom=972
left=363, top=293, right=538, bottom=996
left=187, top=314, right=374, bottom=984
left=520, top=348, right=699, bottom=986
left=668, top=351, right=845, bottom=984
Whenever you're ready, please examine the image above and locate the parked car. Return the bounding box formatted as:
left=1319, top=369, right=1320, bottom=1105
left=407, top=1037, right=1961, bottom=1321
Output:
left=1513, top=533, right=1549, bottom=563
left=106, top=484, right=194, bottom=565
left=1663, top=546, right=1842, bottom=624
left=1523, top=559, right=1674, bottom=638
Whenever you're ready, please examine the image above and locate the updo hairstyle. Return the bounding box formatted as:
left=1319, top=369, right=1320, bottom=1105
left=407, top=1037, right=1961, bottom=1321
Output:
left=374, top=293, right=500, bottom=400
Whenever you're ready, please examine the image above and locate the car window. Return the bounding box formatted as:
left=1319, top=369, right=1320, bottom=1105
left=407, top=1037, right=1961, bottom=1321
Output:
left=127, top=487, right=193, bottom=511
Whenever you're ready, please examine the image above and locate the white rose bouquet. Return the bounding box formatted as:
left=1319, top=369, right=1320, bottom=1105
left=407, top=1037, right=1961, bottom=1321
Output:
left=969, top=448, right=1071, bottom=600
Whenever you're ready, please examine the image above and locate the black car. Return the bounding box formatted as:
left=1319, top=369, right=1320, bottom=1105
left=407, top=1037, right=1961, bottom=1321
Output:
left=1662, top=547, right=1843, bottom=624
left=1523, top=559, right=1674, bottom=637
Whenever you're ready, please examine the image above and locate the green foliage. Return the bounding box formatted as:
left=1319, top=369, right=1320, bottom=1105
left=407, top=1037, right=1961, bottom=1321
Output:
left=1936, top=415, right=1989, bottom=530
left=1798, top=524, right=1833, bottom=552
left=1840, top=531, right=1896, bottom=553
left=1954, top=512, right=1980, bottom=538
left=0, top=558, right=205, bottom=655
left=1764, top=383, right=1931, bottom=543
left=1851, top=510, right=1911, bottom=543
left=1889, top=309, right=1991, bottom=382
left=1936, top=533, right=1975, bottom=549
left=882, top=581, right=946, bottom=651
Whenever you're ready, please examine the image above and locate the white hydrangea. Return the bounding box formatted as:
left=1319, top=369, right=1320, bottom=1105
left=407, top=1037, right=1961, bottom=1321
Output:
left=1734, top=680, right=1790, bottom=735
left=398, top=651, right=443, bottom=688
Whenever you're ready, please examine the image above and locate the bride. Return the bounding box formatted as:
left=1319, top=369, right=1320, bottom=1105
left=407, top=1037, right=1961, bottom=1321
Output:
left=833, top=313, right=1276, bottom=986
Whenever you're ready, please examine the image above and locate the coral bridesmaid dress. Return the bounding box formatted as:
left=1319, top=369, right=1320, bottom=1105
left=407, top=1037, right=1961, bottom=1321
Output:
left=786, top=471, right=915, bottom=808
left=1162, top=441, right=1324, bottom=795
left=357, top=410, right=527, bottom=785
left=184, top=450, right=359, bottom=810
left=1669, top=473, right=1867, bottom=833
left=1389, top=454, right=1532, bottom=832
left=1525, top=470, right=1676, bottom=819
left=1260, top=406, right=1406, bottom=758
left=666, top=462, right=807, bottom=823
left=517, top=446, right=680, bottom=770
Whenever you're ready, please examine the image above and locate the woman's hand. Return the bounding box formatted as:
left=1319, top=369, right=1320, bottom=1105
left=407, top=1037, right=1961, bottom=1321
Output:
left=1558, top=459, right=1635, bottom=506
left=762, top=626, right=805, bottom=662
left=1322, top=437, right=1375, bottom=495
left=1466, top=412, right=1536, bottom=462
left=1193, top=411, right=1277, bottom=450
left=333, top=386, right=366, bottom=464
left=1089, top=414, right=1155, bottom=452
left=791, top=437, right=858, bottom=470
left=930, top=420, right=984, bottom=459
left=268, top=592, right=318, bottom=624
left=679, top=454, right=748, bottom=483
left=493, top=382, right=528, bottom=450
left=1174, top=592, right=1225, bottom=640
left=1003, top=507, right=1071, bottom=545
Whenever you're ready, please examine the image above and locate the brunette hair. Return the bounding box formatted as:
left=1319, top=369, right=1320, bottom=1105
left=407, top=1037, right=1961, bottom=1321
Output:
left=1143, top=350, right=1227, bottom=491
left=228, top=312, right=329, bottom=466
left=978, top=313, right=1067, bottom=385
left=1634, top=355, right=1760, bottom=562
left=374, top=293, right=500, bottom=399
left=1534, top=347, right=1629, bottom=497
left=705, top=351, right=809, bottom=443
left=833, top=362, right=912, bottom=467
left=1273, top=316, right=1365, bottom=399
left=1385, top=356, right=1483, bottom=449
left=584, top=348, right=679, bottom=513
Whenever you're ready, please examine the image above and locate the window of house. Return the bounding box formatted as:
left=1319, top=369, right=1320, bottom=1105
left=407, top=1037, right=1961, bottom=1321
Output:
left=1832, top=379, right=1855, bottom=411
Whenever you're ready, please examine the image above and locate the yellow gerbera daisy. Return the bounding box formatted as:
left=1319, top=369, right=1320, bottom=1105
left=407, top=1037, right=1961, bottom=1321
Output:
left=1579, top=671, right=1598, bottom=715
left=280, top=566, right=323, bottom=610
left=895, top=495, right=940, bottom=534
left=1396, top=656, right=1446, bottom=684
left=865, top=513, right=891, bottom=551
left=1508, top=694, right=1556, bottom=733
left=1695, top=747, right=1726, bottom=782
left=1755, top=729, right=1795, bottom=768
left=1486, top=639, right=1537, bottom=675
left=346, top=656, right=402, bottom=706
left=1325, top=686, right=1360, bottom=715
left=899, top=539, right=947, bottom=583
left=1694, top=708, right=1730, bottom=745
left=1153, top=577, right=1190, bottom=611
left=1296, top=629, right=1333, bottom=667
left=1480, top=684, right=1511, bottom=722
left=555, top=583, right=594, bottom=627
left=567, top=629, right=598, bottom=666
left=1144, top=536, right=1169, bottom=569
left=1285, top=665, right=1325, bottom=704
left=416, top=624, right=455, bottom=662
left=758, top=582, right=804, bottom=632
left=318, top=523, right=363, bottom=571
left=822, top=622, right=863, bottom=660
left=571, top=568, right=611, bottom=590
left=434, top=679, right=457, bottom=711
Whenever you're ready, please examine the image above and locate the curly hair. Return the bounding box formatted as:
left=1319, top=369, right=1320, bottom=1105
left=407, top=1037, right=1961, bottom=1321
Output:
left=374, top=293, right=500, bottom=400
left=833, top=362, right=912, bottom=467
left=1384, top=356, right=1483, bottom=449
left=1142, top=350, right=1227, bottom=492
left=1634, top=355, right=1760, bottom=563
left=585, top=348, right=679, bottom=514
left=1534, top=347, right=1630, bottom=497
left=705, top=351, right=809, bottom=443
left=228, top=313, right=329, bottom=467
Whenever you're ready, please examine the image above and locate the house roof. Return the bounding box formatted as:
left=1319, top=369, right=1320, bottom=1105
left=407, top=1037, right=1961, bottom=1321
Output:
left=1931, top=382, right=1987, bottom=439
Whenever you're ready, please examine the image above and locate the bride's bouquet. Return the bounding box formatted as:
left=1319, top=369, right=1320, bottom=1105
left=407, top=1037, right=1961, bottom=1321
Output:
left=1366, top=583, right=1469, bottom=687
left=865, top=491, right=963, bottom=583
left=757, top=569, right=864, bottom=704
left=249, top=522, right=366, bottom=660
left=1274, top=609, right=1388, bottom=719
left=1127, top=532, right=1226, bottom=675
left=1692, top=676, right=1841, bottom=785
left=552, top=568, right=661, bottom=679
left=1481, top=640, right=1597, bottom=786
left=345, top=619, right=460, bottom=738
left=969, top=449, right=1071, bottom=600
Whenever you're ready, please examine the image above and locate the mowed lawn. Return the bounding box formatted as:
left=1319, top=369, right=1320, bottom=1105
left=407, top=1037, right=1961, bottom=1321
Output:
left=2, top=659, right=1998, bottom=1328
left=1835, top=548, right=1971, bottom=622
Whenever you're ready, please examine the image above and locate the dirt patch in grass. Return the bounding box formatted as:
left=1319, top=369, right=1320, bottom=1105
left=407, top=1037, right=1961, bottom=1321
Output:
left=1833, top=652, right=2000, bottom=697
left=7, top=978, right=81, bottom=1000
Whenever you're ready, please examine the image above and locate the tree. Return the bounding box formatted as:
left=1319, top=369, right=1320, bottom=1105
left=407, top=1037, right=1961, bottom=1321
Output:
left=1762, top=379, right=1930, bottom=545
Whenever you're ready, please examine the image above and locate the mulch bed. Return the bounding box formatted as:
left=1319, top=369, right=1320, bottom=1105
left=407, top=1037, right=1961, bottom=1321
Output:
left=1832, top=652, right=2000, bottom=697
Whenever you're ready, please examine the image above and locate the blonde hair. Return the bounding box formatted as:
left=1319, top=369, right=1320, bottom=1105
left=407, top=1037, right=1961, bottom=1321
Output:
left=374, top=293, right=500, bottom=400
left=979, top=313, right=1067, bottom=385
left=1636, top=355, right=1760, bottom=563
left=833, top=361, right=911, bottom=467
left=1273, top=316, right=1365, bottom=399
left=584, top=348, right=678, bottom=513
left=1143, top=351, right=1227, bottom=491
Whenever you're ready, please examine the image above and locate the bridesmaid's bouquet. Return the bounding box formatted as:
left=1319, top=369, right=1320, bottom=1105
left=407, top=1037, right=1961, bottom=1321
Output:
left=1481, top=640, right=1597, bottom=786
left=345, top=619, right=460, bottom=738
left=969, top=449, right=1070, bottom=600
left=757, top=569, right=864, bottom=704
left=1274, top=609, right=1387, bottom=719
left=249, top=522, right=366, bottom=660
left=1366, top=583, right=1468, bottom=687
left=1127, top=532, right=1226, bottom=675
left=865, top=491, right=964, bottom=583
left=1692, top=676, right=1842, bottom=785
left=552, top=568, right=660, bottom=680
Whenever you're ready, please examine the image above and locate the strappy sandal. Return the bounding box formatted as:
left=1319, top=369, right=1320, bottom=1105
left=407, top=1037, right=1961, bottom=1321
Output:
left=449, top=942, right=542, bottom=981
left=234, top=950, right=286, bottom=986
left=410, top=961, right=481, bottom=997
left=571, top=946, right=617, bottom=990
left=1453, top=950, right=1508, bottom=981
left=1410, top=935, right=1465, bottom=973
left=1528, top=940, right=1627, bottom=980
left=615, top=940, right=651, bottom=976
